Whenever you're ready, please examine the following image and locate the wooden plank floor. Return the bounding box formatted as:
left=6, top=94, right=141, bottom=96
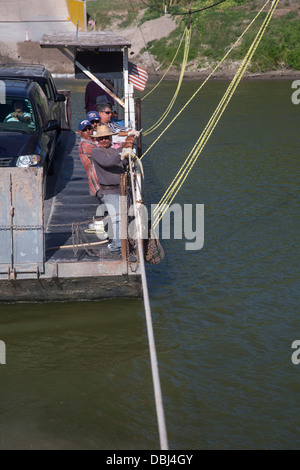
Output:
left=44, top=131, right=123, bottom=264
left=0, top=131, right=142, bottom=300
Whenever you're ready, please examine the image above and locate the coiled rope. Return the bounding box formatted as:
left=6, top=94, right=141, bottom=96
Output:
left=140, top=0, right=271, bottom=161
left=143, top=25, right=191, bottom=136
left=152, top=0, right=279, bottom=228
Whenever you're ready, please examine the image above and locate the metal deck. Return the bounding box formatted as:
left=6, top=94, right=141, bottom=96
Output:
left=0, top=131, right=142, bottom=302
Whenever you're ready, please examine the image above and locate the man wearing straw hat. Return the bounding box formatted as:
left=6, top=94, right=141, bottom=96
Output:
left=91, top=125, right=136, bottom=255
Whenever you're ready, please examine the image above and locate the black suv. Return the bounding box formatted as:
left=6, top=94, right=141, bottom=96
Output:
left=0, top=64, right=65, bottom=130
left=0, top=78, right=59, bottom=174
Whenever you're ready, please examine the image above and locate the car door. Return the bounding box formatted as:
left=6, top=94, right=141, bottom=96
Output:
left=33, top=86, right=56, bottom=172
left=48, top=75, right=62, bottom=126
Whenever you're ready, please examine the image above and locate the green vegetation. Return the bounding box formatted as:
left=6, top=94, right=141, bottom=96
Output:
left=86, top=0, right=138, bottom=29
left=233, top=10, right=300, bottom=71
left=86, top=0, right=300, bottom=72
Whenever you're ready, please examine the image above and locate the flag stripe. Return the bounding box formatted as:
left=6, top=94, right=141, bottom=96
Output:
left=129, top=71, right=148, bottom=90
left=129, top=63, right=148, bottom=91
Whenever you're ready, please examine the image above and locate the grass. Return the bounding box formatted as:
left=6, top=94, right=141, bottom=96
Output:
left=86, top=0, right=141, bottom=30
left=86, top=0, right=300, bottom=72
left=145, top=5, right=300, bottom=72
left=230, top=10, right=300, bottom=71
left=85, top=0, right=157, bottom=30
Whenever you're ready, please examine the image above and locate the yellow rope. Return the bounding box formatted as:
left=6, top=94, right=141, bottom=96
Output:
left=141, top=0, right=271, bottom=161
left=153, top=0, right=279, bottom=228
left=141, top=28, right=187, bottom=101
left=143, top=26, right=191, bottom=136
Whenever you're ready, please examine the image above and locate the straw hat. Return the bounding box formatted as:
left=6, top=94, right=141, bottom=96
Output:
left=91, top=125, right=117, bottom=138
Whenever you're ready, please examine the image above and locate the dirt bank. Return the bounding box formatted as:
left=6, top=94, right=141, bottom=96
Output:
left=0, top=41, right=74, bottom=73
left=1, top=39, right=298, bottom=81
left=0, top=9, right=299, bottom=82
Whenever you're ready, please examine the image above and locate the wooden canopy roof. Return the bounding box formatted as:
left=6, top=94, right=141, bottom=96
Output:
left=40, top=31, right=131, bottom=49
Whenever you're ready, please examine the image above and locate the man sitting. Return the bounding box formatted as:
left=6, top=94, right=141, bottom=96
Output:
left=5, top=100, right=31, bottom=124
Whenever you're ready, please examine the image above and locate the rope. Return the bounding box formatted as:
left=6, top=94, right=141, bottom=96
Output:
left=129, top=0, right=160, bottom=80
left=141, top=27, right=187, bottom=101
left=143, top=26, right=191, bottom=136
left=140, top=0, right=271, bottom=160
left=46, top=240, right=107, bottom=251
left=139, top=0, right=227, bottom=16
left=128, top=156, right=169, bottom=450
left=153, top=0, right=279, bottom=228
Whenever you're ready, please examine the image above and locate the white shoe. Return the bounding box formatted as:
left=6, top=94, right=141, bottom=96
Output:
left=87, top=221, right=108, bottom=239
left=94, top=221, right=108, bottom=239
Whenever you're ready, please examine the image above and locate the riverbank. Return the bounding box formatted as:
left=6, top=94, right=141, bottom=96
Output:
left=148, top=69, right=300, bottom=81
left=1, top=40, right=299, bottom=81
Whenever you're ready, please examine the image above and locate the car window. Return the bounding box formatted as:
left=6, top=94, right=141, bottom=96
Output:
left=34, top=78, right=51, bottom=100
left=43, top=83, right=51, bottom=100
left=34, top=88, right=50, bottom=127
left=49, top=75, right=58, bottom=96
left=0, top=97, right=36, bottom=132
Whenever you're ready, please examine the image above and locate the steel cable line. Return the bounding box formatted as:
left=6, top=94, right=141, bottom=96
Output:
left=139, top=0, right=228, bottom=16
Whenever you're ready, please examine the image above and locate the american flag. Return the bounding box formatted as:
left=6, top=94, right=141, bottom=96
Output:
left=128, top=63, right=148, bottom=91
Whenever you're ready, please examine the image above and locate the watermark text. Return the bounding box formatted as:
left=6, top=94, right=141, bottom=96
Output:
left=0, top=80, right=6, bottom=104
left=0, top=340, right=6, bottom=365
left=291, top=340, right=300, bottom=365
left=291, top=80, right=300, bottom=105
left=96, top=200, right=204, bottom=251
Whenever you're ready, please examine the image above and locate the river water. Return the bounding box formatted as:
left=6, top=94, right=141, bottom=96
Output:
left=0, top=78, right=299, bottom=450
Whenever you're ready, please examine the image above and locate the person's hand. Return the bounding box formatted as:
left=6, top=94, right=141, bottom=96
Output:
left=128, top=130, right=141, bottom=138
left=120, top=148, right=137, bottom=161
left=123, top=135, right=135, bottom=148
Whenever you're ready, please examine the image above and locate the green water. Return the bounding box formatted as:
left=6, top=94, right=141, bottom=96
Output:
left=0, top=78, right=299, bottom=449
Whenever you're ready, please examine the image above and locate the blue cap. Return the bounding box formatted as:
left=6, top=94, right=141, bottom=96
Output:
left=86, top=111, right=100, bottom=121
left=78, top=119, right=91, bottom=131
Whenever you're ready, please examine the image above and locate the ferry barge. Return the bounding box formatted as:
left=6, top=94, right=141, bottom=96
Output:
left=0, top=31, right=146, bottom=302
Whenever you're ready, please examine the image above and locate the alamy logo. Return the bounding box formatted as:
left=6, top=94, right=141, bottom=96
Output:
left=0, top=80, right=6, bottom=104
left=0, top=340, right=6, bottom=365
left=96, top=201, right=204, bottom=251
left=291, top=340, right=300, bottom=365
left=291, top=80, right=300, bottom=105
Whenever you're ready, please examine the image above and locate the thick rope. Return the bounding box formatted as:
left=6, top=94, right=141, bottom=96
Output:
left=141, top=0, right=271, bottom=161
left=128, top=157, right=169, bottom=450
left=153, top=0, right=279, bottom=228
left=141, top=27, right=187, bottom=101
left=143, top=26, right=191, bottom=136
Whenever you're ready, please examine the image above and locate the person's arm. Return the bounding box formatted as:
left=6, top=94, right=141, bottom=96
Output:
left=19, top=113, right=30, bottom=123
left=11, top=112, right=30, bottom=123
left=123, top=136, right=135, bottom=148
left=120, top=135, right=136, bottom=163
left=91, top=147, right=122, bottom=168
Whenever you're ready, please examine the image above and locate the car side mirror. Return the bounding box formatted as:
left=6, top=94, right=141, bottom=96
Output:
left=44, top=119, right=60, bottom=132
left=55, top=93, right=66, bottom=102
